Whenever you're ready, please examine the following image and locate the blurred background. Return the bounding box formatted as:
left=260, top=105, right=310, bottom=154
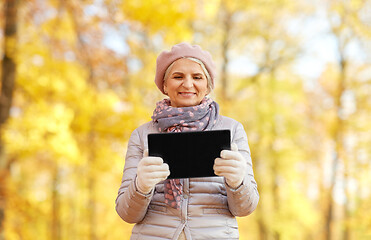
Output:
left=0, top=0, right=370, bottom=239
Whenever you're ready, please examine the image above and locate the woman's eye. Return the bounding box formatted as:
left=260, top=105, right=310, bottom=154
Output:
left=174, top=76, right=182, bottom=79
left=194, top=76, right=202, bottom=80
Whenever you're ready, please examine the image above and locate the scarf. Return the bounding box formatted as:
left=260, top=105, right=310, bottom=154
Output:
left=151, top=97, right=219, bottom=209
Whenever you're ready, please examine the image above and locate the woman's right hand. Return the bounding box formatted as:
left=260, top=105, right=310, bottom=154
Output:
left=136, top=149, right=170, bottom=194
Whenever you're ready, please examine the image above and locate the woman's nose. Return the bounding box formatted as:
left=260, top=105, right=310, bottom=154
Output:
left=182, top=76, right=193, bottom=88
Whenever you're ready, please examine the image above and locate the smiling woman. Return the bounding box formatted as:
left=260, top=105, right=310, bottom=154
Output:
left=115, top=42, right=259, bottom=240
left=163, top=58, right=209, bottom=108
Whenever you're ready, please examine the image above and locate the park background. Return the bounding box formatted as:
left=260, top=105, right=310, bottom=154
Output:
left=0, top=0, right=371, bottom=239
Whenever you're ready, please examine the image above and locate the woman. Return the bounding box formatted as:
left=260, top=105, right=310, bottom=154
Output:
left=116, top=42, right=259, bottom=240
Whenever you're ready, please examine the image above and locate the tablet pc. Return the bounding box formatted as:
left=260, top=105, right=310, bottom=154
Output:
left=148, top=130, right=231, bottom=179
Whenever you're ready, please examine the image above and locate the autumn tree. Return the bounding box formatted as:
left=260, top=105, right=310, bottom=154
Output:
left=318, top=1, right=371, bottom=239
left=0, top=0, right=18, bottom=239
left=0, top=0, right=370, bottom=239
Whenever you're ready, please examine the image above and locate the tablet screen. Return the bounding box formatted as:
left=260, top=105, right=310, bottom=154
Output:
left=148, top=130, right=231, bottom=179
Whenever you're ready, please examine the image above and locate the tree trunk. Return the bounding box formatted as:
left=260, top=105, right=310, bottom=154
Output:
left=219, top=3, right=232, bottom=101
left=254, top=159, right=267, bottom=240
left=251, top=80, right=268, bottom=240
left=253, top=154, right=267, bottom=240
left=64, top=3, right=99, bottom=239
left=51, top=165, right=61, bottom=240
left=342, top=187, right=350, bottom=240
left=324, top=70, right=345, bottom=240
left=88, top=168, right=97, bottom=240
left=324, top=50, right=347, bottom=240
left=324, top=157, right=336, bottom=240
left=269, top=71, right=281, bottom=240
left=338, top=58, right=350, bottom=240
left=0, top=154, right=10, bottom=240
left=0, top=0, right=17, bottom=125
left=0, top=0, right=19, bottom=239
left=257, top=211, right=268, bottom=240
left=87, top=132, right=97, bottom=240
left=272, top=164, right=280, bottom=240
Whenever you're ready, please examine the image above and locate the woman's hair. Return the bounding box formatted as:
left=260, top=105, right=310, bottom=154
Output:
left=163, top=57, right=213, bottom=93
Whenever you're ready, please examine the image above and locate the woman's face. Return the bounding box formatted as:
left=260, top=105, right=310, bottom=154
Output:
left=163, top=58, right=209, bottom=108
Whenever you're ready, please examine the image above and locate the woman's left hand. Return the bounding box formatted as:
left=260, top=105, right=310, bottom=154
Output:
left=213, top=143, right=247, bottom=189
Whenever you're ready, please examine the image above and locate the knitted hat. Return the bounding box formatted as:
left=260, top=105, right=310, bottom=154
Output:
left=155, top=42, right=216, bottom=94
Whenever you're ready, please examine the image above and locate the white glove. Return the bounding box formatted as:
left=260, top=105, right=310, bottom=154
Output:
left=136, top=149, right=170, bottom=194
left=213, top=143, right=247, bottom=189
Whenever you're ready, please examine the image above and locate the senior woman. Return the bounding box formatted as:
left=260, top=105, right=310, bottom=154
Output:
left=116, top=42, right=259, bottom=240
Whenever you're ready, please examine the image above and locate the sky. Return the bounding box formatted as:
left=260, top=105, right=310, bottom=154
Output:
left=100, top=4, right=355, bottom=85
left=97, top=1, right=368, bottom=113
left=81, top=0, right=371, bottom=85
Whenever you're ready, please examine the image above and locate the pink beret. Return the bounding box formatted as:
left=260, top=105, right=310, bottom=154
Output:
left=154, top=42, right=216, bottom=94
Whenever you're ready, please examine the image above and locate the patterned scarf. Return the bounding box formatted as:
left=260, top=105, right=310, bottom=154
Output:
left=151, top=97, right=219, bottom=209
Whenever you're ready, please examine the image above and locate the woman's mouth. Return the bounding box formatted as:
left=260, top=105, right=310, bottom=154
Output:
left=179, top=92, right=196, bottom=97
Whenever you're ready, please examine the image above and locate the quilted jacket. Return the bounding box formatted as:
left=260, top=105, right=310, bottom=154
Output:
left=115, top=115, right=259, bottom=239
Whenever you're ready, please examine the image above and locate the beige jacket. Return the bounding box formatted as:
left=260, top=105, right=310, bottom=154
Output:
left=116, top=116, right=259, bottom=239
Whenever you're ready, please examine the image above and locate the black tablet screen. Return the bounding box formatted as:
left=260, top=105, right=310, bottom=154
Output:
left=148, top=130, right=231, bottom=179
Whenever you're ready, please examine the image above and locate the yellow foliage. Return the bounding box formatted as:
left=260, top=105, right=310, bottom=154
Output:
left=41, top=14, right=77, bottom=45
left=1, top=0, right=371, bottom=239
left=4, top=102, right=80, bottom=163
left=120, top=0, right=196, bottom=43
